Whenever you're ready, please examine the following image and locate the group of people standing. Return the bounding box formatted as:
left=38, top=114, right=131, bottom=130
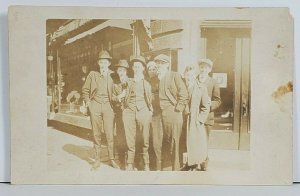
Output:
left=82, top=50, right=221, bottom=171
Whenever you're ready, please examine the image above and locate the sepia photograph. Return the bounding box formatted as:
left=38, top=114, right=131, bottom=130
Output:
left=9, top=7, right=293, bottom=184
left=46, top=19, right=251, bottom=172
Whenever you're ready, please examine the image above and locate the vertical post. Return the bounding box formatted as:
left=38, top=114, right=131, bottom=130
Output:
left=57, top=49, right=62, bottom=113
left=47, top=51, right=55, bottom=113
left=199, top=21, right=207, bottom=59
left=239, top=38, right=251, bottom=150
left=180, top=20, right=201, bottom=74
left=234, top=38, right=242, bottom=136
left=189, top=20, right=201, bottom=64
left=132, top=20, right=141, bottom=56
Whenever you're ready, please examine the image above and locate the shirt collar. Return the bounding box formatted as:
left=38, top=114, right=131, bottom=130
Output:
left=198, top=74, right=209, bottom=83
left=134, top=75, right=144, bottom=82
left=158, top=70, right=168, bottom=80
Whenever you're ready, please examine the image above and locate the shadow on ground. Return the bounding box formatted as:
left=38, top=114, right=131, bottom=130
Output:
left=62, top=144, right=95, bottom=165
left=48, top=120, right=94, bottom=142
left=62, top=143, right=114, bottom=166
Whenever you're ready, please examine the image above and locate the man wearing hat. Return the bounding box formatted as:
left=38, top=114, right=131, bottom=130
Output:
left=146, top=61, right=163, bottom=170
left=82, top=50, right=119, bottom=170
left=112, top=59, right=130, bottom=106
left=121, top=55, right=153, bottom=171
left=197, top=58, right=221, bottom=171
left=111, top=59, right=130, bottom=170
left=154, top=54, right=189, bottom=171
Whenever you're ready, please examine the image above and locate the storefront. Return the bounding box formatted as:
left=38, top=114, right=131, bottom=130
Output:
left=146, top=20, right=251, bottom=150
left=47, top=19, right=134, bottom=128
left=47, top=19, right=251, bottom=150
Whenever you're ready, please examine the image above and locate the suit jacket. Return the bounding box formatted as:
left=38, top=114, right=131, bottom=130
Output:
left=82, top=71, right=114, bottom=107
left=162, top=71, right=189, bottom=112
left=145, top=76, right=161, bottom=115
left=112, top=82, right=126, bottom=111
left=122, top=78, right=153, bottom=112
left=203, top=76, right=221, bottom=126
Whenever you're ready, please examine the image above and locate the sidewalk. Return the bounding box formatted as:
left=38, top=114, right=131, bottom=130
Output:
left=47, top=122, right=250, bottom=172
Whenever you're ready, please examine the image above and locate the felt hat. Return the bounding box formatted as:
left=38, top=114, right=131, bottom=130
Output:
left=98, top=50, right=112, bottom=60
left=130, top=55, right=146, bottom=66
left=198, top=58, right=213, bottom=67
left=154, top=54, right=170, bottom=64
left=114, top=59, right=129, bottom=69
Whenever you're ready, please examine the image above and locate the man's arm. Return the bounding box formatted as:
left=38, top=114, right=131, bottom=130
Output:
left=210, top=79, right=221, bottom=111
left=82, top=72, right=93, bottom=105
left=146, top=81, right=153, bottom=112
left=112, top=84, right=123, bottom=103
left=174, top=73, right=189, bottom=112
left=198, top=86, right=211, bottom=124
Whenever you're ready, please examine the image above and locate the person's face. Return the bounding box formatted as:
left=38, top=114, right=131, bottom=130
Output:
left=82, top=66, right=88, bottom=74
left=117, top=67, right=127, bottom=80
left=157, top=62, right=169, bottom=78
left=132, top=62, right=145, bottom=76
left=98, top=59, right=111, bottom=75
left=199, top=64, right=212, bottom=76
left=184, top=70, right=196, bottom=83
left=147, top=66, right=158, bottom=78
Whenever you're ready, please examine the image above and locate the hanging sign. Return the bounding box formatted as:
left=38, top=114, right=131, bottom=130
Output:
left=212, top=73, right=227, bottom=88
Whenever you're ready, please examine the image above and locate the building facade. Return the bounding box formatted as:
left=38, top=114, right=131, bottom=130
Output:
left=47, top=19, right=251, bottom=150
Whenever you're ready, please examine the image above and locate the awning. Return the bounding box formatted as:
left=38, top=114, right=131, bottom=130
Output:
left=50, top=19, right=92, bottom=42
left=64, top=20, right=133, bottom=45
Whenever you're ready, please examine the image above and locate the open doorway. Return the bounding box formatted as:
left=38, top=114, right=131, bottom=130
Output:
left=200, top=21, right=251, bottom=150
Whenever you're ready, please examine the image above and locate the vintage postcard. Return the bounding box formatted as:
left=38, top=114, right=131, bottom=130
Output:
left=9, top=6, right=293, bottom=184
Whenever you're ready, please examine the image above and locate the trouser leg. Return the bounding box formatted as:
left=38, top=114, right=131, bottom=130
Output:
left=161, top=112, right=172, bottom=170
left=122, top=109, right=136, bottom=164
left=115, top=112, right=126, bottom=166
left=204, top=125, right=212, bottom=162
left=102, top=103, right=115, bottom=160
left=89, top=101, right=103, bottom=148
left=180, top=115, right=188, bottom=167
left=151, top=114, right=163, bottom=170
left=93, top=143, right=102, bottom=160
left=161, top=107, right=183, bottom=171
left=89, top=101, right=103, bottom=169
left=171, top=116, right=183, bottom=171
left=136, top=108, right=152, bottom=165
left=205, top=124, right=211, bottom=140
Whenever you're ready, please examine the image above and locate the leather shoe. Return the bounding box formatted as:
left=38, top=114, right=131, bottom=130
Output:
left=189, top=164, right=198, bottom=171
left=126, top=164, right=134, bottom=171
left=91, top=159, right=101, bottom=171
left=110, top=160, right=120, bottom=169
left=144, top=164, right=150, bottom=171
left=180, top=164, right=190, bottom=171
left=200, top=160, right=208, bottom=171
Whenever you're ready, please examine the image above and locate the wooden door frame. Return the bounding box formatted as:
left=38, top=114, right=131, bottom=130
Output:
left=200, top=20, right=251, bottom=150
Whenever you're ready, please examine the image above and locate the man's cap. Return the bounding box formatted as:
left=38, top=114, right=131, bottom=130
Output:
left=146, top=61, right=157, bottom=70
left=198, top=58, right=213, bottom=67
left=130, top=55, right=146, bottom=66
left=154, top=54, right=170, bottom=64
left=98, top=50, right=112, bottom=60
left=114, top=59, right=129, bottom=69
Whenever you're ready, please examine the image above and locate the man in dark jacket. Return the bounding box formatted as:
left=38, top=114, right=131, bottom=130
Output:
left=155, top=54, right=189, bottom=171
left=146, top=61, right=163, bottom=171
left=198, top=58, right=221, bottom=171
left=111, top=59, right=130, bottom=170
left=82, top=50, right=119, bottom=170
